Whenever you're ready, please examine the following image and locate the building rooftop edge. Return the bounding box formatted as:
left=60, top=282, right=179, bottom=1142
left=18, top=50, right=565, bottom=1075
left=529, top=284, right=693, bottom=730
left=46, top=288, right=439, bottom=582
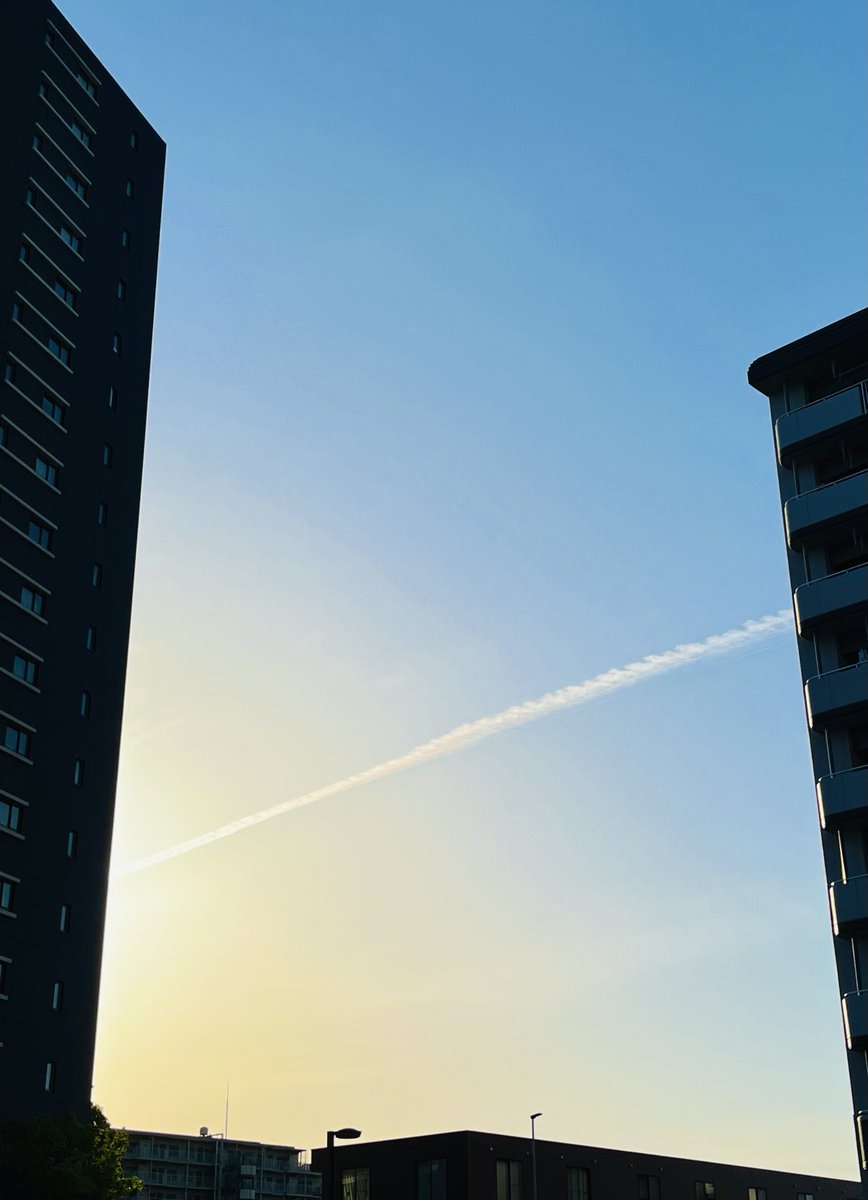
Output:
left=747, top=307, right=868, bottom=395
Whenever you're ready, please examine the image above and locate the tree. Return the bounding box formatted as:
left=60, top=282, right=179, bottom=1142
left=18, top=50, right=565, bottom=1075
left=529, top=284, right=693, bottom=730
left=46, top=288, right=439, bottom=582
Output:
left=0, top=1104, right=141, bottom=1200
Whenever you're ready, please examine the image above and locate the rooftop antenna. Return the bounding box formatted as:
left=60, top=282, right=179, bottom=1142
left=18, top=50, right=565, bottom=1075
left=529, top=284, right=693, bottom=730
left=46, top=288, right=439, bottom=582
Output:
left=224, top=1081, right=230, bottom=1142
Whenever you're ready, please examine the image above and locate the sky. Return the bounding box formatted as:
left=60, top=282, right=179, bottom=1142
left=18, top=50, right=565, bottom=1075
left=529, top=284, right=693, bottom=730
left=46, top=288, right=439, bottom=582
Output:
left=59, top=0, right=865, bottom=1179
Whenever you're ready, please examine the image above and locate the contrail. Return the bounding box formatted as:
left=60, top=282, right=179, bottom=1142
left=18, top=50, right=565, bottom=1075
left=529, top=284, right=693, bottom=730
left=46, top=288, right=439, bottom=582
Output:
left=115, top=608, right=792, bottom=878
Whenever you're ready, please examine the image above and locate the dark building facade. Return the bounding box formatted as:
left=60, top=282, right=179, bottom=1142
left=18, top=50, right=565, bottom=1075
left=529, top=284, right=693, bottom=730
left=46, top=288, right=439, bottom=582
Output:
left=311, top=1131, right=859, bottom=1200
left=122, top=1129, right=322, bottom=1200
left=748, top=310, right=868, bottom=1181
left=0, top=2, right=164, bottom=1121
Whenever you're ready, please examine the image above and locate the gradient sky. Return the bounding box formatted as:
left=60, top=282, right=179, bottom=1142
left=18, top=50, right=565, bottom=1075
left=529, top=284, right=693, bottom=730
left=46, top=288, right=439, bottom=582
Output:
left=60, top=0, right=865, bottom=1178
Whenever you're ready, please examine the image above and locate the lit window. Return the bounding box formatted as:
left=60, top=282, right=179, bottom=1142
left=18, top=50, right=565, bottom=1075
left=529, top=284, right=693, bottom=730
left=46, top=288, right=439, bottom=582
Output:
left=28, top=520, right=52, bottom=551
left=35, top=457, right=57, bottom=486
left=44, top=1061, right=56, bottom=1092
left=51, top=980, right=63, bottom=1010
left=112, top=332, right=122, bottom=355
left=59, top=904, right=70, bottom=932
left=73, top=758, right=85, bottom=786
left=66, top=830, right=78, bottom=858
left=0, top=879, right=16, bottom=912
left=60, top=225, right=81, bottom=253
left=47, top=337, right=71, bottom=366
left=117, top=279, right=126, bottom=301
left=125, top=178, right=135, bottom=199
left=0, top=799, right=23, bottom=833
left=80, top=691, right=90, bottom=717
left=19, top=586, right=45, bottom=616
left=53, top=279, right=76, bottom=309
left=85, top=626, right=96, bottom=652
left=97, top=501, right=108, bottom=526
left=12, top=654, right=38, bottom=686
left=102, top=444, right=112, bottom=468
left=40, top=396, right=65, bottom=425
left=3, top=723, right=30, bottom=758
left=121, top=228, right=131, bottom=249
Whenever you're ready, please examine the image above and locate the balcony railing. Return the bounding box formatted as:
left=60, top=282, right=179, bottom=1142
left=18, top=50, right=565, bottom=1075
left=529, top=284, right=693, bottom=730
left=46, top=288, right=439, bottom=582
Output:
left=818, top=766, right=868, bottom=828
left=830, top=874, right=868, bottom=935
left=794, top=563, right=868, bottom=635
left=776, top=384, right=867, bottom=464
left=843, top=990, right=868, bottom=1049
left=805, top=660, right=868, bottom=729
left=785, top=470, right=868, bottom=547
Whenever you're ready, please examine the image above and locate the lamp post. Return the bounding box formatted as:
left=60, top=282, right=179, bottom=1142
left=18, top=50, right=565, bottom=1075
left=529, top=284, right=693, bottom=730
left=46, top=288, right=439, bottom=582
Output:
left=530, top=1113, right=542, bottom=1200
left=327, top=1127, right=362, bottom=1200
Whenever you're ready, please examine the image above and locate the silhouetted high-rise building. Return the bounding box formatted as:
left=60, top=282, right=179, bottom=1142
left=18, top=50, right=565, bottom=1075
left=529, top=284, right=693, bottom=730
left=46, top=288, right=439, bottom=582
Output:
left=749, top=309, right=868, bottom=1183
left=0, top=1, right=164, bottom=1121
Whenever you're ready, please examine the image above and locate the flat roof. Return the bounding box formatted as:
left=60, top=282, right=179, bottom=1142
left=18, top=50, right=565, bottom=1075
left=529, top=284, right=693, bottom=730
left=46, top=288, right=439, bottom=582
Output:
left=747, top=307, right=868, bottom=395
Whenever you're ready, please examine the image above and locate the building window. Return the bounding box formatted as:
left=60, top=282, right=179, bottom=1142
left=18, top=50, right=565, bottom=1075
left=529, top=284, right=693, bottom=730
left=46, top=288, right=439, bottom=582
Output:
left=341, top=1168, right=370, bottom=1200
left=417, top=1159, right=446, bottom=1200
left=47, top=337, right=71, bottom=366
left=125, top=178, right=135, bottom=198
left=12, top=654, right=38, bottom=686
left=116, top=279, right=126, bottom=301
left=53, top=279, right=76, bottom=309
left=696, top=1185, right=715, bottom=1200
left=568, top=1168, right=591, bottom=1200
left=130, top=129, right=139, bottom=149
left=69, top=120, right=91, bottom=149
left=0, top=798, right=24, bottom=834
left=108, top=385, right=117, bottom=409
left=639, top=1177, right=661, bottom=1200
left=797, top=1194, right=814, bottom=1200
left=35, top=456, right=58, bottom=486
left=97, top=501, right=108, bottom=526
left=19, top=586, right=45, bottom=616
left=0, top=878, right=17, bottom=912
left=91, top=562, right=102, bottom=588
left=112, top=332, right=122, bottom=355
left=66, top=830, right=78, bottom=858
left=75, top=70, right=97, bottom=99
left=51, top=980, right=63, bottom=1010
left=45, top=30, right=55, bottom=47
left=59, top=903, right=70, bottom=932
left=85, top=626, right=96, bottom=651
left=0, top=957, right=8, bottom=995
left=60, top=225, right=81, bottom=254
left=19, top=243, right=30, bottom=264
left=73, top=758, right=85, bottom=786
left=41, top=395, right=65, bottom=425
left=28, top=520, right=52, bottom=551
left=32, top=133, right=44, bottom=152
left=80, top=691, right=91, bottom=718
left=102, top=444, right=113, bottom=468
left=121, top=228, right=131, bottom=249
left=3, top=723, right=30, bottom=758
left=496, top=1160, right=522, bottom=1200
left=44, top=1061, right=56, bottom=1092
left=65, top=171, right=87, bottom=201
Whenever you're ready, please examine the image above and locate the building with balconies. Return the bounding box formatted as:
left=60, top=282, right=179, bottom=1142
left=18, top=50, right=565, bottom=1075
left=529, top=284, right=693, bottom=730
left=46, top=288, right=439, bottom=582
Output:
left=122, top=1129, right=322, bottom=1200
left=0, top=2, right=164, bottom=1121
left=748, top=309, right=868, bottom=1185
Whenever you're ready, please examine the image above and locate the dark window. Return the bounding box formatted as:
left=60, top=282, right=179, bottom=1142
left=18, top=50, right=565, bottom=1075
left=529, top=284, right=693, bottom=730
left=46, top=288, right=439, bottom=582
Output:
left=417, top=1159, right=446, bottom=1200
left=19, top=243, right=30, bottom=264
left=102, top=444, right=112, bottom=468
left=32, top=133, right=44, bottom=152
left=47, top=337, right=70, bottom=366
left=117, top=279, right=126, bottom=301
left=108, top=385, right=117, bottom=409
left=60, top=225, right=81, bottom=254
left=0, top=799, right=24, bottom=833
left=568, top=1168, right=591, bottom=1200
left=3, top=723, right=30, bottom=757
left=748, top=1189, right=766, bottom=1200
left=39, top=395, right=65, bottom=425
left=75, top=70, right=97, bottom=99
left=97, top=501, right=108, bottom=526
left=341, top=1168, right=370, bottom=1200
left=35, top=456, right=57, bottom=486
left=130, top=130, right=139, bottom=149
left=121, top=228, right=131, bottom=249
left=696, top=1185, right=715, bottom=1200
left=73, top=758, right=85, bottom=786
left=112, top=332, right=122, bottom=355
left=20, top=586, right=45, bottom=616
left=59, top=903, right=70, bottom=932
left=27, top=520, right=52, bottom=551
left=45, top=30, right=55, bottom=47
left=85, top=626, right=96, bottom=651
left=69, top=120, right=91, bottom=149
left=496, top=1160, right=522, bottom=1200
left=44, top=1061, right=57, bottom=1092
left=53, top=279, right=76, bottom=309
left=639, top=1177, right=660, bottom=1200
left=51, top=980, right=63, bottom=1010
left=12, top=654, right=38, bottom=686
left=4, top=362, right=15, bottom=384
left=80, top=691, right=90, bottom=718
left=125, top=178, right=135, bottom=199
left=91, top=562, right=102, bottom=588
left=66, top=830, right=78, bottom=858
left=0, top=879, right=17, bottom=911
left=64, top=171, right=87, bottom=201
left=0, top=958, right=8, bottom=994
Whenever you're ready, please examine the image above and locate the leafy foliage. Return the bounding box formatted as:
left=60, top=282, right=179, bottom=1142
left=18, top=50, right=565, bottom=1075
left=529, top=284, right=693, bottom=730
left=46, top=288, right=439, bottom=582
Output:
left=0, top=1104, right=141, bottom=1200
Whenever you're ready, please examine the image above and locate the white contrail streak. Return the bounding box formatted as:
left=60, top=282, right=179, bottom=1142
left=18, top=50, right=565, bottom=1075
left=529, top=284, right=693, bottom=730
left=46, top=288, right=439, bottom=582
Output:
left=115, top=609, right=792, bottom=878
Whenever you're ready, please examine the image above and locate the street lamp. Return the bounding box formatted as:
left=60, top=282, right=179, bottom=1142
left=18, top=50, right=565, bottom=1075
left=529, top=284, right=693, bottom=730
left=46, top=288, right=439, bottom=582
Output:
left=327, top=1126, right=362, bottom=1200
left=530, top=1113, right=543, bottom=1200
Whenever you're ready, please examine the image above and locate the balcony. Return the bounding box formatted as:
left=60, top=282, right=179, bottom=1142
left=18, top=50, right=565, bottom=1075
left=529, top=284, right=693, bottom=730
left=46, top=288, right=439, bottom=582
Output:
left=830, top=875, right=868, bottom=935
left=805, top=661, right=868, bottom=729
left=794, top=564, right=868, bottom=635
left=776, top=385, right=867, bottom=464
left=843, top=990, right=868, bottom=1049
left=818, top=766, right=868, bottom=827
left=785, top=470, right=868, bottom=547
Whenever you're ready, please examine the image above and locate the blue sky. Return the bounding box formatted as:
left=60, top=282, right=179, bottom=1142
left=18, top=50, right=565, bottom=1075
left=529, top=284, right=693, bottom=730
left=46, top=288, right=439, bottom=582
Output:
left=60, top=0, right=866, bottom=1176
